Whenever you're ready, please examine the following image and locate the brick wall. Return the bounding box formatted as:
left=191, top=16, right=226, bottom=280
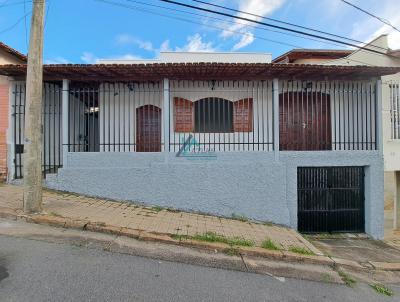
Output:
left=0, top=82, right=8, bottom=182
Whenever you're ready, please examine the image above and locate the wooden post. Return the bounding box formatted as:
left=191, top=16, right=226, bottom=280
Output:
left=23, top=0, right=46, bottom=213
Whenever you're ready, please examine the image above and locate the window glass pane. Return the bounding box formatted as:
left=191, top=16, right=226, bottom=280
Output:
left=194, top=98, right=233, bottom=132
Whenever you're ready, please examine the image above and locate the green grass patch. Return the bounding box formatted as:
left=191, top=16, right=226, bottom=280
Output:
left=261, top=239, right=280, bottom=251
left=338, top=270, right=357, bottom=288
left=288, top=246, right=315, bottom=256
left=172, top=231, right=254, bottom=247
left=193, top=232, right=254, bottom=246
left=231, top=213, right=249, bottom=222
left=150, top=206, right=164, bottom=212
left=49, top=212, right=62, bottom=217
left=171, top=234, right=190, bottom=241
left=370, top=284, right=393, bottom=297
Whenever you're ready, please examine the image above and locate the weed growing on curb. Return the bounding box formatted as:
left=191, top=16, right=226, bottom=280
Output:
left=288, top=246, right=315, bottom=256
left=193, top=232, right=254, bottom=247
left=261, top=239, right=280, bottom=251
left=338, top=270, right=357, bottom=288
left=224, top=247, right=240, bottom=256
left=150, top=206, right=164, bottom=212
left=49, top=212, right=62, bottom=217
left=231, top=213, right=249, bottom=222
left=171, top=232, right=254, bottom=247
left=370, top=284, right=393, bottom=296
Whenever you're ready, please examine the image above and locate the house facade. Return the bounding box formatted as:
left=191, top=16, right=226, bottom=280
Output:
left=274, top=35, right=400, bottom=230
left=0, top=42, right=26, bottom=182
left=0, top=53, right=398, bottom=239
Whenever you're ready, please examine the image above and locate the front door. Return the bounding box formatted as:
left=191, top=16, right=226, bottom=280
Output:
left=136, top=105, right=161, bottom=152
left=280, top=92, right=331, bottom=150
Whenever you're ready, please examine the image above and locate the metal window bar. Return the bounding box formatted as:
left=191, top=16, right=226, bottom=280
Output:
left=12, top=82, right=63, bottom=179
left=278, top=80, right=377, bottom=151
left=67, top=82, right=163, bottom=153
left=169, top=80, right=274, bottom=152
left=390, top=82, right=400, bottom=140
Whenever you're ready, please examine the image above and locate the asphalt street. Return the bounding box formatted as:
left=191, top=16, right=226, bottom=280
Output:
left=0, top=235, right=398, bottom=302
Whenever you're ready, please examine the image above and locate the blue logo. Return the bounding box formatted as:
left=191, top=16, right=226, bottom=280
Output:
left=176, top=135, right=217, bottom=160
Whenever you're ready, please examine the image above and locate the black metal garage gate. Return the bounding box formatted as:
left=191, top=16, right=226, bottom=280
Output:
left=297, top=166, right=364, bottom=233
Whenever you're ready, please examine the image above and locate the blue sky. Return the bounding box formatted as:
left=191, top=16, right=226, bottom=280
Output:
left=0, top=0, right=399, bottom=63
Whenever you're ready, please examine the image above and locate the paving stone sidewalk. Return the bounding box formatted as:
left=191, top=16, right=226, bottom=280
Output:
left=0, top=184, right=318, bottom=253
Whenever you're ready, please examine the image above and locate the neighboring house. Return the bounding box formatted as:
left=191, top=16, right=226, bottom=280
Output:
left=0, top=42, right=26, bottom=182
left=273, top=35, right=400, bottom=230
left=0, top=52, right=399, bottom=239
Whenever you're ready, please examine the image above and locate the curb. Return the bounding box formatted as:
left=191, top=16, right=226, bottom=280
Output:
left=1, top=208, right=400, bottom=272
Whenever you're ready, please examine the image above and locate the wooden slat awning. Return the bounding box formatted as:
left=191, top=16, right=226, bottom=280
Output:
left=0, top=63, right=399, bottom=81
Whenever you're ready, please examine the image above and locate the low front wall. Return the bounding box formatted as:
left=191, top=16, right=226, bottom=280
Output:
left=45, top=151, right=384, bottom=239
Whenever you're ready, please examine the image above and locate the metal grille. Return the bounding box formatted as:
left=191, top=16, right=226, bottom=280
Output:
left=280, top=81, right=377, bottom=150
left=12, top=82, right=63, bottom=179
left=169, top=80, right=274, bottom=152
left=297, top=166, right=364, bottom=233
left=390, top=82, right=400, bottom=140
left=67, top=82, right=163, bottom=152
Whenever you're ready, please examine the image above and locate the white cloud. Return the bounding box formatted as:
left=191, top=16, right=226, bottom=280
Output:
left=81, top=52, right=98, bottom=64
left=115, top=34, right=154, bottom=52
left=108, top=54, right=142, bottom=60
left=81, top=52, right=141, bottom=63
left=215, top=0, right=285, bottom=50
left=349, top=0, right=400, bottom=50
left=160, top=40, right=171, bottom=52
left=176, top=33, right=215, bottom=52
left=232, top=32, right=254, bottom=51
left=45, top=56, right=69, bottom=64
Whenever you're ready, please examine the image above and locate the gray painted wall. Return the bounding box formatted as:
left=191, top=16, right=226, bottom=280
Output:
left=45, top=150, right=384, bottom=239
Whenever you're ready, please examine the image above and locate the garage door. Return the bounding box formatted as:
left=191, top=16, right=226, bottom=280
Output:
left=297, top=167, right=364, bottom=233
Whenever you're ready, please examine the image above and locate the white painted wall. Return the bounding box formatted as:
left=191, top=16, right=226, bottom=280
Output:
left=98, top=51, right=272, bottom=64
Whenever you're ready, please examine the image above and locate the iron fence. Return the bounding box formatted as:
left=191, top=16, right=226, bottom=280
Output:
left=67, top=82, right=163, bottom=152
left=12, top=82, right=62, bottom=179
left=169, top=80, right=274, bottom=152
left=10, top=79, right=380, bottom=179
left=280, top=80, right=377, bottom=151
left=390, top=82, right=400, bottom=140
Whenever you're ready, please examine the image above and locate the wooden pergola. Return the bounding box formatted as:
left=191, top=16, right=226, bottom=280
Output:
left=0, top=63, right=399, bottom=82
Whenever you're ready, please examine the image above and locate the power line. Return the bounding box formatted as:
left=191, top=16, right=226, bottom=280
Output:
left=96, top=0, right=382, bottom=66
left=192, top=0, right=389, bottom=52
left=159, top=0, right=393, bottom=57
left=340, top=0, right=400, bottom=33
left=24, top=0, right=28, bottom=50
left=123, top=0, right=352, bottom=50
left=0, top=11, right=31, bottom=35
left=96, top=0, right=301, bottom=49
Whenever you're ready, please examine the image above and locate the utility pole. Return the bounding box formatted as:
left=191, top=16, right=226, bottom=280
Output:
left=23, top=0, right=46, bottom=213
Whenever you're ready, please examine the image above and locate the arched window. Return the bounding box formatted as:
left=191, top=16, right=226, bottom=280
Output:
left=194, top=98, right=233, bottom=133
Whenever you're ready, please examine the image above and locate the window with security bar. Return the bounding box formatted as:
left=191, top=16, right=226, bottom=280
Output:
left=390, top=83, right=400, bottom=140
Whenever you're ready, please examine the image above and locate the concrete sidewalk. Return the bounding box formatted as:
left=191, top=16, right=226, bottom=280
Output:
left=0, top=184, right=316, bottom=254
